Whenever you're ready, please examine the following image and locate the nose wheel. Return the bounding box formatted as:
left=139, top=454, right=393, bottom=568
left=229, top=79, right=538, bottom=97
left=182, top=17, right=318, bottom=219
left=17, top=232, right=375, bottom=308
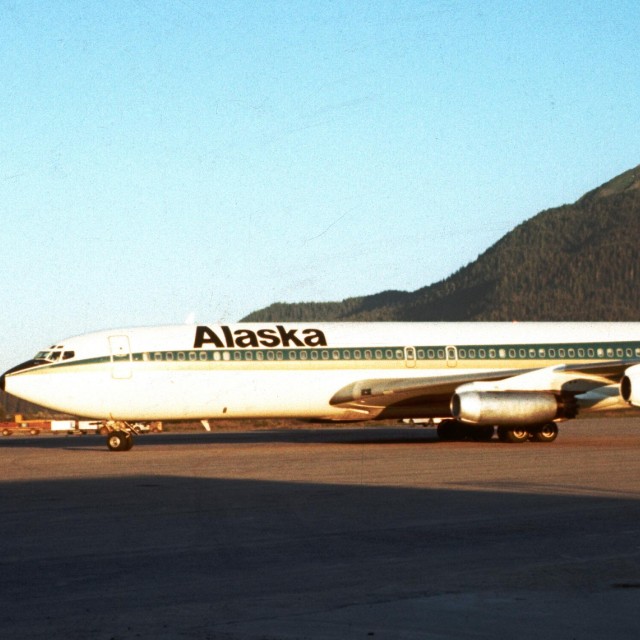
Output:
left=105, top=425, right=134, bottom=451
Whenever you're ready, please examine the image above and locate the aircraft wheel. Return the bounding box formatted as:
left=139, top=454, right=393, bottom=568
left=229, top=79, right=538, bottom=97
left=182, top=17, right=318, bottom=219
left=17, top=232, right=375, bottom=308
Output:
left=498, top=426, right=529, bottom=443
left=29, top=429, right=40, bottom=436
left=471, top=425, right=495, bottom=442
left=437, top=419, right=467, bottom=441
left=123, top=433, right=134, bottom=450
left=107, top=431, right=132, bottom=451
left=530, top=422, right=559, bottom=443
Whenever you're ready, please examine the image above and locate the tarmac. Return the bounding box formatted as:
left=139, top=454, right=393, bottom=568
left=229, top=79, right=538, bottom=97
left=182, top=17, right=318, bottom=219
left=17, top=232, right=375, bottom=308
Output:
left=1, top=419, right=640, bottom=639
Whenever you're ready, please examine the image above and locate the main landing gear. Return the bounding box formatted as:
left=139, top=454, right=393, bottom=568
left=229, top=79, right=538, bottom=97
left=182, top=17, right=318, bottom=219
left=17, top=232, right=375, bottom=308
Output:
left=436, top=419, right=559, bottom=443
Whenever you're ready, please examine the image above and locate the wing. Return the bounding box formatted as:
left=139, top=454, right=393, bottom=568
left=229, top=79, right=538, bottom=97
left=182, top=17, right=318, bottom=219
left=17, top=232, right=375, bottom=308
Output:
left=329, top=361, right=635, bottom=420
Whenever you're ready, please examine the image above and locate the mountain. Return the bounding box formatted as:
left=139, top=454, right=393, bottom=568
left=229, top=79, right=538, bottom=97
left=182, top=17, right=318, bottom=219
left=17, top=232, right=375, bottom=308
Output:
left=242, top=164, right=640, bottom=322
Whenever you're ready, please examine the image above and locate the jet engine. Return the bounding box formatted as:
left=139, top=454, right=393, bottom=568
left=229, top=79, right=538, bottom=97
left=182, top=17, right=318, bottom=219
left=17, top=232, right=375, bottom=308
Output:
left=451, top=390, right=572, bottom=426
left=620, top=363, right=640, bottom=407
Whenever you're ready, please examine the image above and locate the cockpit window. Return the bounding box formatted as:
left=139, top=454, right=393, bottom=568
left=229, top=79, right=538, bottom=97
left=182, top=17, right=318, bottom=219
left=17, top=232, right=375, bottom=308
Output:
left=33, top=349, right=68, bottom=362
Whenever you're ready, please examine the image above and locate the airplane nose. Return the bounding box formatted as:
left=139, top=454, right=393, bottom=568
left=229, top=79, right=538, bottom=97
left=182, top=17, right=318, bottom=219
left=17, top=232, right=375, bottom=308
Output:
left=1, top=359, right=42, bottom=393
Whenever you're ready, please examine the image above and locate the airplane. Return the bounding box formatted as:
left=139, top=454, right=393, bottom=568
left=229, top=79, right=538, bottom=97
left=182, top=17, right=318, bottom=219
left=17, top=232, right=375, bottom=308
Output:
left=2, top=321, right=640, bottom=451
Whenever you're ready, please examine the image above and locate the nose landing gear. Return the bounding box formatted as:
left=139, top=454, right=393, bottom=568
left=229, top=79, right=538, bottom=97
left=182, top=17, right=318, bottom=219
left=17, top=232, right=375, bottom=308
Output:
left=103, top=421, right=136, bottom=451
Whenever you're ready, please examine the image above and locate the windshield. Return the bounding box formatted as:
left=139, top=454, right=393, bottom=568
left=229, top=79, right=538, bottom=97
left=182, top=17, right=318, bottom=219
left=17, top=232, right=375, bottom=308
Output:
left=33, top=350, right=69, bottom=362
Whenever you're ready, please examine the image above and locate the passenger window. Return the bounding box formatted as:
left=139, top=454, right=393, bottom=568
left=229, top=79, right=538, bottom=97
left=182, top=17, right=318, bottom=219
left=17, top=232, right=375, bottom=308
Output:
left=459, top=349, right=467, bottom=359
left=437, top=349, right=445, bottom=359
left=188, top=352, right=197, bottom=361
left=375, top=349, right=383, bottom=359
left=244, top=351, right=253, bottom=360
left=266, top=351, right=275, bottom=361
left=386, top=349, right=393, bottom=359
left=508, top=349, right=516, bottom=358
left=469, top=349, right=476, bottom=358
left=427, top=349, right=435, bottom=359
left=364, top=350, right=372, bottom=360
left=166, top=352, right=174, bottom=361
left=199, top=351, right=207, bottom=361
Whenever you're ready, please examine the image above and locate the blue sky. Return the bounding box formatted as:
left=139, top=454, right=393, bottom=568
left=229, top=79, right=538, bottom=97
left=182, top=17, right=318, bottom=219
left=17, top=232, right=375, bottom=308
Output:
left=1, top=0, right=639, bottom=368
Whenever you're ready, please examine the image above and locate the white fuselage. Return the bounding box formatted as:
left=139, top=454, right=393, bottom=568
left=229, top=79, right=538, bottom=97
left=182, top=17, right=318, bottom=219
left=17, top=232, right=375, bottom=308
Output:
left=3, top=322, right=640, bottom=421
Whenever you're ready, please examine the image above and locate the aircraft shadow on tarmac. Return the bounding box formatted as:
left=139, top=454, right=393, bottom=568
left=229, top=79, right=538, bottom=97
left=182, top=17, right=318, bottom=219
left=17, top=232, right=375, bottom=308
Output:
left=0, top=427, right=441, bottom=449
left=1, top=470, right=640, bottom=639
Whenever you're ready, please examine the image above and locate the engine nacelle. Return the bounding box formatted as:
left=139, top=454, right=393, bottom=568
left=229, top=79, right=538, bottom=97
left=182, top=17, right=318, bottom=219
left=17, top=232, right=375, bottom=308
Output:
left=451, top=391, right=565, bottom=426
left=620, top=364, right=640, bottom=407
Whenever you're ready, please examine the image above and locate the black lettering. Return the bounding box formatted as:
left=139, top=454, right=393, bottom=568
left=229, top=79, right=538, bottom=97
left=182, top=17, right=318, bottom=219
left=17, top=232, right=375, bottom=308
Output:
left=194, top=326, right=224, bottom=349
left=257, top=328, right=279, bottom=347
left=303, top=328, right=327, bottom=347
left=277, top=325, right=304, bottom=347
left=234, top=329, right=259, bottom=348
left=221, top=325, right=235, bottom=348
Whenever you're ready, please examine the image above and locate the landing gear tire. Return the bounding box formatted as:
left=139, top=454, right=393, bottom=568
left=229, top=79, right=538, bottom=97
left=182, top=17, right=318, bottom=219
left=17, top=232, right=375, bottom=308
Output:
left=107, top=431, right=133, bottom=451
left=437, top=419, right=467, bottom=441
left=497, top=426, right=529, bottom=443
left=530, top=422, right=559, bottom=443
left=471, top=425, right=495, bottom=442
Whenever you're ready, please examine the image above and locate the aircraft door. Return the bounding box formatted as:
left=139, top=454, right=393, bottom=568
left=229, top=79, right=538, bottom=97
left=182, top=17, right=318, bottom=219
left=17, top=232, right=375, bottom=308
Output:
left=446, top=346, right=458, bottom=368
left=109, top=335, right=132, bottom=379
left=404, top=346, right=417, bottom=368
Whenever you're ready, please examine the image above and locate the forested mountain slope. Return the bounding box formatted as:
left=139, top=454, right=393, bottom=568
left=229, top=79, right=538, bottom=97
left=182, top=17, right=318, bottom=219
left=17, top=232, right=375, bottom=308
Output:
left=243, top=164, right=640, bottom=322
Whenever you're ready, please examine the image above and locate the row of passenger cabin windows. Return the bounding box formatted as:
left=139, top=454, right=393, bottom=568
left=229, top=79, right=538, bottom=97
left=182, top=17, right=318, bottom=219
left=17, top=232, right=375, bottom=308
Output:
left=143, top=348, right=408, bottom=362
left=456, top=346, right=640, bottom=359
left=141, top=345, right=640, bottom=362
